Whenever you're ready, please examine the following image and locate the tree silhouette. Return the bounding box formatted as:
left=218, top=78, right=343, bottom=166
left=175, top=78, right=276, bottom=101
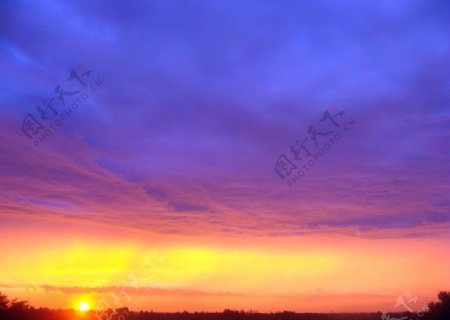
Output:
left=0, top=292, right=32, bottom=320
left=425, top=291, right=450, bottom=319
left=0, top=292, right=10, bottom=318
left=0, top=292, right=9, bottom=307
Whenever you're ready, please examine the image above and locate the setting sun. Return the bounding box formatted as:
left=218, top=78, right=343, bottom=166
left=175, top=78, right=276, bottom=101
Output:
left=79, top=302, right=89, bottom=312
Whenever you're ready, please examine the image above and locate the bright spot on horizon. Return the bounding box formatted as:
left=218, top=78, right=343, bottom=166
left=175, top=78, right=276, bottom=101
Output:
left=79, top=302, right=89, bottom=312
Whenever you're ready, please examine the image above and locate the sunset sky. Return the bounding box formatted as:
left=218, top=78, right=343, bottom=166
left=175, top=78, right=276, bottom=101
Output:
left=0, top=0, right=449, bottom=314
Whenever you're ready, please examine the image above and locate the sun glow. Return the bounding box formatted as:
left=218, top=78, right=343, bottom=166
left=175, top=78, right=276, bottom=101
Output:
left=79, top=302, right=89, bottom=312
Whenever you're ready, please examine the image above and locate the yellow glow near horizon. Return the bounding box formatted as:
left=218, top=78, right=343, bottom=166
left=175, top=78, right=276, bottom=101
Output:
left=1, top=234, right=450, bottom=312
left=1, top=243, right=141, bottom=287
left=148, top=247, right=343, bottom=295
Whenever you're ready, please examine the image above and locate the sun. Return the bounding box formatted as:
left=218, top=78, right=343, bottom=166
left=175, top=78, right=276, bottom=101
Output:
left=79, top=302, right=89, bottom=312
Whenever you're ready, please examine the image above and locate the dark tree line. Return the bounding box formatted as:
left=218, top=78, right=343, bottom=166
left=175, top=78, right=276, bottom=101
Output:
left=0, top=291, right=448, bottom=320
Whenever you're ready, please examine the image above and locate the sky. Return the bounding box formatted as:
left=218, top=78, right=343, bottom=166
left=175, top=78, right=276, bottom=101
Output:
left=0, top=0, right=449, bottom=313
